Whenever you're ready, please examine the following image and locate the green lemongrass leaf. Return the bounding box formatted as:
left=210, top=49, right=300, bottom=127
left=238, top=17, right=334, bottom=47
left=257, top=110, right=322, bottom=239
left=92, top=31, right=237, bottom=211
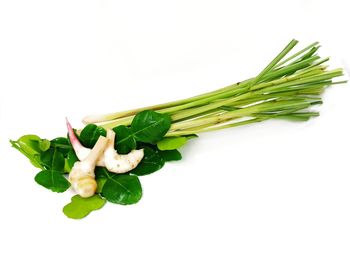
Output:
left=113, top=125, right=136, bottom=154
left=158, top=149, right=182, bottom=162
left=131, top=110, right=171, bottom=143
left=274, top=112, right=320, bottom=121
left=129, top=146, right=165, bottom=176
left=157, top=136, right=187, bottom=150
left=100, top=171, right=142, bottom=205
left=40, top=148, right=65, bottom=172
left=34, top=170, right=70, bottom=193
left=261, top=55, right=321, bottom=82
left=274, top=41, right=319, bottom=68
left=79, top=124, right=107, bottom=148
left=63, top=195, right=106, bottom=219
left=250, top=39, right=299, bottom=87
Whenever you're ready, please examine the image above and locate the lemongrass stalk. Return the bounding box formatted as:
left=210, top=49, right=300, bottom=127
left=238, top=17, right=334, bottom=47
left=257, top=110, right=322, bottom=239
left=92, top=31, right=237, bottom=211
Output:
left=165, top=117, right=266, bottom=136
left=249, top=39, right=298, bottom=87
left=170, top=99, right=315, bottom=131
left=83, top=41, right=319, bottom=124
left=274, top=41, right=319, bottom=68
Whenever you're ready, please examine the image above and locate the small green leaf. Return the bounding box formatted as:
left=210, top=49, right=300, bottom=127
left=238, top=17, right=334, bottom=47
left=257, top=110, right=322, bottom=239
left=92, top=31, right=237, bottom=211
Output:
left=79, top=124, right=106, bottom=148
left=129, top=146, right=165, bottom=176
left=40, top=148, right=65, bottom=172
left=94, top=168, right=109, bottom=193
left=67, top=149, right=79, bottom=170
left=101, top=174, right=142, bottom=205
left=63, top=195, right=106, bottom=219
left=63, top=159, right=71, bottom=173
left=96, top=178, right=107, bottom=193
left=39, top=139, right=51, bottom=152
left=16, top=135, right=44, bottom=155
left=34, top=170, right=70, bottom=193
left=113, top=125, right=136, bottom=154
left=10, top=135, right=54, bottom=169
left=158, top=149, right=182, bottom=162
left=131, top=110, right=171, bottom=143
left=157, top=136, right=187, bottom=150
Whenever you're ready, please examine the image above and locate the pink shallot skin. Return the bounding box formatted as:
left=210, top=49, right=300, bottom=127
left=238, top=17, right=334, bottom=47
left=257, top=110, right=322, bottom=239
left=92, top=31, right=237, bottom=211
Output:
left=65, top=118, right=105, bottom=166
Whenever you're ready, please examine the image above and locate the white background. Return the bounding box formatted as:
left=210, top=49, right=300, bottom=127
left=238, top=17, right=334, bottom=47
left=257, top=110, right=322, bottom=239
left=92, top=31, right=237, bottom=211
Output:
left=0, top=0, right=349, bottom=262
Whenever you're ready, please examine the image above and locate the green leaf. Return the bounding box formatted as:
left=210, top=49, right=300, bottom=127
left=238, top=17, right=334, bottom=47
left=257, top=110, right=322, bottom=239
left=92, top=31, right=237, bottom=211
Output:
left=131, top=110, right=171, bottom=143
left=29, top=154, right=43, bottom=169
left=63, top=195, right=106, bottom=219
left=94, top=168, right=109, bottom=193
left=63, top=159, right=71, bottom=173
left=16, top=135, right=43, bottom=155
left=185, top=134, right=198, bottom=140
left=34, top=170, right=70, bottom=193
left=50, top=137, right=71, bottom=156
left=96, top=178, right=107, bottom=193
left=113, top=125, right=136, bottom=154
left=101, top=174, right=142, bottom=205
left=158, top=149, right=182, bottom=162
left=95, top=167, right=111, bottom=179
left=129, top=146, right=165, bottom=176
left=39, top=139, right=51, bottom=152
left=67, top=149, right=79, bottom=170
left=79, top=124, right=106, bottom=148
left=40, top=148, right=65, bottom=172
left=157, top=136, right=187, bottom=150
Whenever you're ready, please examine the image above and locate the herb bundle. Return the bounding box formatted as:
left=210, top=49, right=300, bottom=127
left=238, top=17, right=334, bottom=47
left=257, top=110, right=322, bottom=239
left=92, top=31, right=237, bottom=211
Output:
left=11, top=40, right=345, bottom=219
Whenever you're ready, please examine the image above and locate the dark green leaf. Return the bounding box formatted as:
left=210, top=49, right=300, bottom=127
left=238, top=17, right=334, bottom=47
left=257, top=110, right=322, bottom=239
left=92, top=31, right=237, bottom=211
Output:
left=129, top=146, right=165, bottom=176
left=131, top=110, right=171, bottom=143
left=50, top=137, right=71, bottom=156
left=34, top=170, right=70, bottom=193
left=101, top=174, right=142, bottom=205
left=158, top=149, right=182, bottom=162
left=157, top=136, right=187, bottom=150
left=63, top=194, right=106, bottom=219
left=67, top=149, right=79, bottom=170
left=40, top=148, right=65, bottom=172
left=95, top=167, right=114, bottom=179
left=112, top=125, right=136, bottom=154
left=79, top=124, right=106, bottom=148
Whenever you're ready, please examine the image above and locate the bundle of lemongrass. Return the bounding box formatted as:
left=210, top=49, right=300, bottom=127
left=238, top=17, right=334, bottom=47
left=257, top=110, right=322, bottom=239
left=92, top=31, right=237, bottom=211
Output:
left=83, top=40, right=345, bottom=136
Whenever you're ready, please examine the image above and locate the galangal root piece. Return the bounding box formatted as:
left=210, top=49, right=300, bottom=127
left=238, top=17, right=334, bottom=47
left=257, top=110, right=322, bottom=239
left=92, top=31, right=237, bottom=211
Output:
left=69, top=136, right=108, bottom=198
left=104, top=129, right=144, bottom=174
